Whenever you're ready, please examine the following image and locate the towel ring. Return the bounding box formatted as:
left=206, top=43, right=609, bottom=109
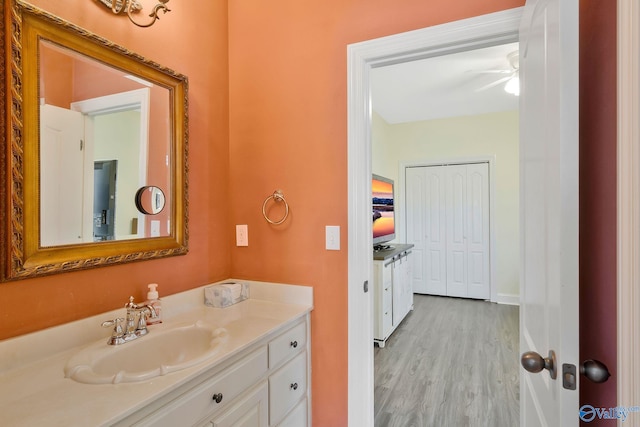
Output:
left=262, top=190, right=289, bottom=225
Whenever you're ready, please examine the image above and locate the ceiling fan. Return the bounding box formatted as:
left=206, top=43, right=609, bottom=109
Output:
left=473, top=50, right=520, bottom=96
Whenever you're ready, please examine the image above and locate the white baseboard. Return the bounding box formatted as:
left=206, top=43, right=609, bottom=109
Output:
left=496, top=293, right=520, bottom=306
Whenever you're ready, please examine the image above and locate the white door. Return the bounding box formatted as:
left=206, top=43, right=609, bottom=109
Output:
left=406, top=166, right=447, bottom=294
left=446, top=165, right=470, bottom=297
left=406, top=163, right=490, bottom=299
left=40, top=104, right=85, bottom=246
left=519, top=0, right=579, bottom=425
left=464, top=163, right=491, bottom=299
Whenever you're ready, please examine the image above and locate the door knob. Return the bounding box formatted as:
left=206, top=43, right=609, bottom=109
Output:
left=581, top=359, right=610, bottom=383
left=521, top=350, right=557, bottom=379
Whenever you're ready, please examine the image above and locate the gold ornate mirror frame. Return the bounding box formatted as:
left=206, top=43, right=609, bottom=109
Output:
left=0, top=0, right=189, bottom=281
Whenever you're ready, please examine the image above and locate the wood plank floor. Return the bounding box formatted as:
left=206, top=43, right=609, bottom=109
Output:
left=374, top=294, right=519, bottom=427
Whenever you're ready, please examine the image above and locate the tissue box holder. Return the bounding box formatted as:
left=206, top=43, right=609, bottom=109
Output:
left=205, top=282, right=249, bottom=308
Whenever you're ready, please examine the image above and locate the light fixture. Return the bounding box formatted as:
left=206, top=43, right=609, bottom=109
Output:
left=504, top=71, right=520, bottom=96
left=97, top=0, right=170, bottom=28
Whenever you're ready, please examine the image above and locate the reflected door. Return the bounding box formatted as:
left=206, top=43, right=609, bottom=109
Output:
left=40, top=104, right=85, bottom=246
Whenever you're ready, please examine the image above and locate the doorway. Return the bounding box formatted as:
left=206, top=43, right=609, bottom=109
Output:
left=93, top=160, right=118, bottom=241
left=347, top=7, right=523, bottom=424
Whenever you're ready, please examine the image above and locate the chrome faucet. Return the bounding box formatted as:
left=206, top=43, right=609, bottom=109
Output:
left=102, top=296, right=158, bottom=345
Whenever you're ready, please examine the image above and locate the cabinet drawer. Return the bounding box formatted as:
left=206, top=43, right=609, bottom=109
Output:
left=268, top=321, right=306, bottom=369
left=208, top=382, right=269, bottom=427
left=269, top=351, right=307, bottom=425
left=136, top=347, right=268, bottom=427
left=276, top=398, right=307, bottom=427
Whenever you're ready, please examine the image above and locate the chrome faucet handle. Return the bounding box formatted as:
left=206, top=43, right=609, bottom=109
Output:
left=101, top=317, right=126, bottom=345
left=135, top=306, right=154, bottom=336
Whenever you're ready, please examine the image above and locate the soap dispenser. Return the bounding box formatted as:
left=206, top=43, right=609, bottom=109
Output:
left=145, top=283, right=162, bottom=325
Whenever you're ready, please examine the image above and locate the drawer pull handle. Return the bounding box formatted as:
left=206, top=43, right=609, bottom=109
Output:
left=212, top=393, right=223, bottom=404
left=290, top=382, right=299, bottom=391
left=290, top=340, right=298, bottom=348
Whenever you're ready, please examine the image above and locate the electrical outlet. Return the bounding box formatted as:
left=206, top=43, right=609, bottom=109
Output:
left=236, top=224, right=248, bottom=246
left=326, top=225, right=340, bottom=250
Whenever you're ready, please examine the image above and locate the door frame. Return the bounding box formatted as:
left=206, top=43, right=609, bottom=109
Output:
left=617, top=0, right=640, bottom=413
left=347, top=7, right=522, bottom=422
left=71, top=88, right=151, bottom=237
left=399, top=157, right=498, bottom=303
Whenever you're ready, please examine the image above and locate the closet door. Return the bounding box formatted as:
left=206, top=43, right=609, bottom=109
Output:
left=465, top=163, right=490, bottom=299
left=445, top=163, right=490, bottom=299
left=405, top=166, right=446, bottom=295
left=406, top=162, right=490, bottom=300
left=445, top=165, right=469, bottom=297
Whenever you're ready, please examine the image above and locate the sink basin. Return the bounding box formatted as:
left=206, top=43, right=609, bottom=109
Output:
left=65, top=321, right=228, bottom=384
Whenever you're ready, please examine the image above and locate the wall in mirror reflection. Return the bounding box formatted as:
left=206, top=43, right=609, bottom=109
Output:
left=39, top=40, right=171, bottom=246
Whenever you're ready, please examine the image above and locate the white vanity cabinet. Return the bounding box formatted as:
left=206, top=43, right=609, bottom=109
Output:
left=208, top=382, right=269, bottom=427
left=117, top=316, right=310, bottom=427
left=373, top=244, right=414, bottom=347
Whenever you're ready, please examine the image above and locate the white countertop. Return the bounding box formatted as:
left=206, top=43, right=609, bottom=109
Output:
left=0, top=280, right=313, bottom=426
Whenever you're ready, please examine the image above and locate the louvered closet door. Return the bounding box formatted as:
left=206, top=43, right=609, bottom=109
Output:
left=406, top=163, right=490, bottom=299
left=406, top=166, right=447, bottom=296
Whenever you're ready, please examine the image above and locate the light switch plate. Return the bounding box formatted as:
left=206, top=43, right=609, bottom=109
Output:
left=326, top=225, right=340, bottom=250
left=150, top=220, right=160, bottom=237
left=236, top=224, right=248, bottom=246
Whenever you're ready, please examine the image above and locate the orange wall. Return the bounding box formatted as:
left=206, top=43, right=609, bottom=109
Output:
left=579, top=0, right=618, bottom=413
left=227, top=1, right=523, bottom=425
left=0, top=1, right=230, bottom=335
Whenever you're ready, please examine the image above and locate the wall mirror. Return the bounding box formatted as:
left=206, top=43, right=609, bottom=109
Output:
left=0, top=0, right=189, bottom=281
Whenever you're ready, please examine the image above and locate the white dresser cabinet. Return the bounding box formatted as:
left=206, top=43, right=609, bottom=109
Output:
left=120, top=316, right=311, bottom=427
left=373, top=244, right=414, bottom=347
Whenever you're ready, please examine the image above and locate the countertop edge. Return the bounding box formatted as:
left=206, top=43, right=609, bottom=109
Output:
left=372, top=243, right=415, bottom=260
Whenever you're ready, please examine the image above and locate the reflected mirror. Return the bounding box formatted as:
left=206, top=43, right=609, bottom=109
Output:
left=135, top=186, right=166, bottom=215
left=1, top=1, right=188, bottom=280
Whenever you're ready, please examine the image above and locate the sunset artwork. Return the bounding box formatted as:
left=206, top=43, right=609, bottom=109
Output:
left=372, top=178, right=394, bottom=238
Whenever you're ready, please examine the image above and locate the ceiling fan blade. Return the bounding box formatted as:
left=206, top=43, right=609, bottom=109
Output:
left=474, top=76, right=513, bottom=92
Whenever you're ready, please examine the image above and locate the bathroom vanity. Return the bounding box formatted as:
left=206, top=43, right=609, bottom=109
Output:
left=0, top=281, right=313, bottom=426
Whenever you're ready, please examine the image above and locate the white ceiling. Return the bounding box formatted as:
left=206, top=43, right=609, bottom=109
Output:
left=371, top=42, right=519, bottom=124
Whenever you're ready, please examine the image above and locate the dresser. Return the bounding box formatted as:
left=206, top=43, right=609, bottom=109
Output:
left=372, top=244, right=414, bottom=347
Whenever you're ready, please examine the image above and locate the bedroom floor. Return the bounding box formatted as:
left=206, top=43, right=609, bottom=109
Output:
left=374, top=294, right=520, bottom=427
